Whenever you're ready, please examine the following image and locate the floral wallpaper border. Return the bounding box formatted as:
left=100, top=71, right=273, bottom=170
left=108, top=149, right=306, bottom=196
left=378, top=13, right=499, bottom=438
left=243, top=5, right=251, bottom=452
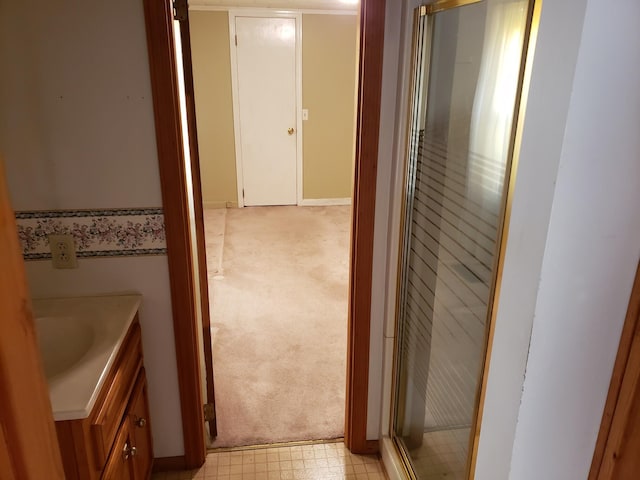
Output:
left=15, top=208, right=167, bottom=260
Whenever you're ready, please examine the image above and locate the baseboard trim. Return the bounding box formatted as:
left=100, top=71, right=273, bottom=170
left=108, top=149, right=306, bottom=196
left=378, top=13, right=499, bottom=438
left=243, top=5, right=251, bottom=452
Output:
left=364, top=439, right=380, bottom=454
left=203, top=201, right=238, bottom=209
left=298, top=198, right=352, bottom=206
left=153, top=455, right=187, bottom=472
left=349, top=438, right=380, bottom=455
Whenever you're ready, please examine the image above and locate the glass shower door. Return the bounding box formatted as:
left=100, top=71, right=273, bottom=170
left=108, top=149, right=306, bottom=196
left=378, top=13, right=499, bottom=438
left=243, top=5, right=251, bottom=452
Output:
left=392, top=0, right=533, bottom=478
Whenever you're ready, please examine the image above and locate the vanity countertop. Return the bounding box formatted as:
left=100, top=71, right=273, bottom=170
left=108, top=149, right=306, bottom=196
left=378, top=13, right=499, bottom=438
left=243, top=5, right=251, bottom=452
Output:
left=32, top=294, right=142, bottom=421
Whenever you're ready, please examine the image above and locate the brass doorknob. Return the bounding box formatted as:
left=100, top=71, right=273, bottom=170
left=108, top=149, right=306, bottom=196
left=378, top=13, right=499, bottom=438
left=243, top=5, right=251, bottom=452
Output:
left=287, top=127, right=295, bottom=135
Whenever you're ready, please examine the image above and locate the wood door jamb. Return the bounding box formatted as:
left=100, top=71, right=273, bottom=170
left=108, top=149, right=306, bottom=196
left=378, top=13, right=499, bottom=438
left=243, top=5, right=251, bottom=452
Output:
left=344, top=0, right=386, bottom=455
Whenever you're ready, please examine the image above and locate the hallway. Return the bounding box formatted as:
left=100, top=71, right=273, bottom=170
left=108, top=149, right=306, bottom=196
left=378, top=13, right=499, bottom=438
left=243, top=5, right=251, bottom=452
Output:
left=205, top=206, right=351, bottom=447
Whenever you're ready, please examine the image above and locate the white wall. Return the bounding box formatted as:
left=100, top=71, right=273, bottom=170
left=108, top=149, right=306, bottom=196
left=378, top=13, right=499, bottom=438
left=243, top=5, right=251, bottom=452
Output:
left=0, top=1, right=185, bottom=457
left=507, top=0, right=640, bottom=477
left=0, top=3, right=163, bottom=210
left=472, top=0, right=640, bottom=478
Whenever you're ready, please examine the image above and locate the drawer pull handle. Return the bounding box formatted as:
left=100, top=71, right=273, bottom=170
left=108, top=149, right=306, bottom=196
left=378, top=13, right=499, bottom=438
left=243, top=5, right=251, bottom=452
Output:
left=123, top=443, right=138, bottom=460
left=123, top=442, right=131, bottom=460
left=136, top=417, right=147, bottom=428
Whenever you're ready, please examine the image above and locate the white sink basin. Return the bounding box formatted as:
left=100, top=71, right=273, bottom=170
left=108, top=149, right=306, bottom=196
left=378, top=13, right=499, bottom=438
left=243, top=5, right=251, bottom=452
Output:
left=31, top=295, right=142, bottom=420
left=35, top=316, right=95, bottom=379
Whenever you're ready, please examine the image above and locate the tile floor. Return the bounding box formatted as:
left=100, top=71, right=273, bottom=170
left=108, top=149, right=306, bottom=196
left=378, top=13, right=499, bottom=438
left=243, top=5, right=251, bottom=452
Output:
left=409, top=428, right=470, bottom=480
left=152, top=441, right=387, bottom=480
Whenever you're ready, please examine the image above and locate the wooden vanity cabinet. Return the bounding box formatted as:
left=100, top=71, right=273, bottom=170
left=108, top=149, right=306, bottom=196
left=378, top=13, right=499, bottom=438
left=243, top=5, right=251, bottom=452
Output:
left=101, top=420, right=134, bottom=480
left=127, top=369, right=153, bottom=480
left=102, top=371, right=152, bottom=480
left=55, top=316, right=154, bottom=480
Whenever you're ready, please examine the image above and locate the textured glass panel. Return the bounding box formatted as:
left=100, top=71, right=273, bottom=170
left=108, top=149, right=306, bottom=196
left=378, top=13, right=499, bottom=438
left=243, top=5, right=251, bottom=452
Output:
left=393, top=1, right=530, bottom=478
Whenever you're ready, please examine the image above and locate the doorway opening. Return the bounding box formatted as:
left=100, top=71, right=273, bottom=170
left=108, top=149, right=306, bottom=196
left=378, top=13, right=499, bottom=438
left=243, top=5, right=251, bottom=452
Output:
left=183, top=5, right=359, bottom=448
left=145, top=0, right=384, bottom=463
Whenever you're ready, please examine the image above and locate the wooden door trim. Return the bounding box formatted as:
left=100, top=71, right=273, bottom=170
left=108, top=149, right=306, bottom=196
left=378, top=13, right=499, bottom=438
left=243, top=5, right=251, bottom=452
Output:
left=589, top=261, right=640, bottom=479
left=175, top=6, right=218, bottom=440
left=144, top=0, right=387, bottom=463
left=153, top=456, right=187, bottom=472
left=142, top=0, right=206, bottom=467
left=0, top=160, right=66, bottom=480
left=344, top=0, right=386, bottom=454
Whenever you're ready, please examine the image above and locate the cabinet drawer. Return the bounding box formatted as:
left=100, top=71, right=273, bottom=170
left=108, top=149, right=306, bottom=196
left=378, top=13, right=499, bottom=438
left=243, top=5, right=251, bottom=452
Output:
left=91, top=323, right=142, bottom=466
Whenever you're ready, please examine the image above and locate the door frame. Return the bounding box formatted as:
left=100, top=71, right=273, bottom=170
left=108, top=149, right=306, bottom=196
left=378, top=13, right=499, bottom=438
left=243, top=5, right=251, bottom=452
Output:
left=173, top=9, right=218, bottom=440
left=228, top=10, right=304, bottom=208
left=143, top=0, right=386, bottom=467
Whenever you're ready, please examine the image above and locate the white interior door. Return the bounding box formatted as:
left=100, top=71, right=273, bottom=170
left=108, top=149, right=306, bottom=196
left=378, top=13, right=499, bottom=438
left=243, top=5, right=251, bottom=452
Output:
left=235, top=16, right=298, bottom=207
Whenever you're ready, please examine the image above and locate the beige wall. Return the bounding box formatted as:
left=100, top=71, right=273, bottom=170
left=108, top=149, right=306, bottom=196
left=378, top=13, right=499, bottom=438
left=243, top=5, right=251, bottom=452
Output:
left=190, top=11, right=358, bottom=205
left=302, top=14, right=357, bottom=200
left=191, top=11, right=238, bottom=207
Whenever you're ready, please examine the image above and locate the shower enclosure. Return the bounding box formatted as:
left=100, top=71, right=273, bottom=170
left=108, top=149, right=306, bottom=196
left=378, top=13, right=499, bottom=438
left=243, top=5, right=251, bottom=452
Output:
left=391, top=0, right=536, bottom=477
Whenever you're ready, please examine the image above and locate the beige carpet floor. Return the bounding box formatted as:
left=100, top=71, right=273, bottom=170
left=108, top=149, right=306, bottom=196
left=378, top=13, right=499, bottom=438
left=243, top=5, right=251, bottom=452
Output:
left=204, top=205, right=351, bottom=448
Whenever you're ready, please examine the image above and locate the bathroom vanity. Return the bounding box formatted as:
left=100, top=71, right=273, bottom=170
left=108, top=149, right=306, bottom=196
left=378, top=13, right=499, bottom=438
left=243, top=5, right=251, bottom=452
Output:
left=33, top=295, right=153, bottom=480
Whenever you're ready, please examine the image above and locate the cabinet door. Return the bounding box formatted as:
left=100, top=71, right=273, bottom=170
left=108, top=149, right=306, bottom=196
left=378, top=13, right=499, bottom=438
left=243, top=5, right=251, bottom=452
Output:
left=128, top=370, right=153, bottom=480
left=591, top=263, right=640, bottom=479
left=101, top=422, right=134, bottom=480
